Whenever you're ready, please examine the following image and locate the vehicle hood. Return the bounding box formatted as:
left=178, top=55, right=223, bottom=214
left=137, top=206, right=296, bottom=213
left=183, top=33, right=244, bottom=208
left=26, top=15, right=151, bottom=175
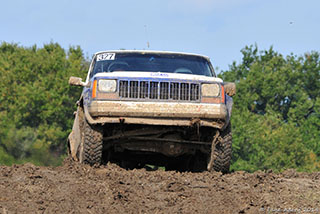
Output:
left=93, top=71, right=223, bottom=83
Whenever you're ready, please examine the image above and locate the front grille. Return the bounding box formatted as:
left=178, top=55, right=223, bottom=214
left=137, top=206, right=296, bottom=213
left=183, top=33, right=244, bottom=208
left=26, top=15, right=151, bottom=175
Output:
left=119, top=80, right=200, bottom=101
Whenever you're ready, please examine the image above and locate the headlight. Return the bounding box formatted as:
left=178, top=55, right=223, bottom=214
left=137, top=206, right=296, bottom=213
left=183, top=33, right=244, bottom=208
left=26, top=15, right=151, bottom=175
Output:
left=98, top=79, right=117, bottom=92
left=202, top=83, right=220, bottom=97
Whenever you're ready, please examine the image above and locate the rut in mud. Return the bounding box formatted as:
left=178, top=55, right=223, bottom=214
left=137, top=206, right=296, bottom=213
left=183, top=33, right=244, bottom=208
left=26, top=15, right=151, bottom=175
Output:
left=0, top=158, right=319, bottom=214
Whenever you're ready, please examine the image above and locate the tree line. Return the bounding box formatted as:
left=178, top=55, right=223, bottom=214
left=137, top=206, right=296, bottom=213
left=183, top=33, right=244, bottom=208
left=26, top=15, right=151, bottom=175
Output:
left=0, top=42, right=319, bottom=171
left=0, top=42, right=88, bottom=165
left=219, top=45, right=320, bottom=172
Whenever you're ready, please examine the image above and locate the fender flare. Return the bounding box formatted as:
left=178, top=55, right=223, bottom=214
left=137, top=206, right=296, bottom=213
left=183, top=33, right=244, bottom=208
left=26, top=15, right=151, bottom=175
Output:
left=67, top=97, right=84, bottom=160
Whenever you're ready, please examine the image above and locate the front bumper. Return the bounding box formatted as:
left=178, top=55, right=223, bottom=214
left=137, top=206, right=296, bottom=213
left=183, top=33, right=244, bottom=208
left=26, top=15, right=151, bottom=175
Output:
left=85, top=101, right=228, bottom=128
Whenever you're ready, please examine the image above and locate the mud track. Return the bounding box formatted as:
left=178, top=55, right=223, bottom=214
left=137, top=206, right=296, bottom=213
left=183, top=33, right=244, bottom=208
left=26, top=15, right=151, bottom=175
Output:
left=0, top=159, right=319, bottom=214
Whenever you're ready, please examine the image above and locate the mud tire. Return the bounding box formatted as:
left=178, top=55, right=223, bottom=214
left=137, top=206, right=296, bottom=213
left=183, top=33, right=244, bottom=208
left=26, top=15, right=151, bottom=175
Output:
left=79, top=118, right=103, bottom=165
left=212, top=123, right=232, bottom=173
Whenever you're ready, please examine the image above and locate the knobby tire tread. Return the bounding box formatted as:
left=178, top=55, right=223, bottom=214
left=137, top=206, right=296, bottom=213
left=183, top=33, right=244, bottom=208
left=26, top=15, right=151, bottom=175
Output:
left=82, top=119, right=103, bottom=165
left=213, top=124, right=232, bottom=173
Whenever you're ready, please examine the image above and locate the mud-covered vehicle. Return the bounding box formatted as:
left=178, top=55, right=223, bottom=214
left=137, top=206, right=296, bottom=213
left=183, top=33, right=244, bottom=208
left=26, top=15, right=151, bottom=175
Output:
left=68, top=50, right=236, bottom=173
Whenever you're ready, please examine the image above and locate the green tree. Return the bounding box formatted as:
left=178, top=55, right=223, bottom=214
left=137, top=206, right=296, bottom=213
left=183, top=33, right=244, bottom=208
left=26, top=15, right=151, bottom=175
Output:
left=0, top=42, right=88, bottom=165
left=220, top=45, right=320, bottom=172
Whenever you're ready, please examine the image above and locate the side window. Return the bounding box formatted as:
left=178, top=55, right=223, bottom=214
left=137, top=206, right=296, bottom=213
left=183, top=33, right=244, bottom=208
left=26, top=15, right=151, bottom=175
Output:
left=89, top=58, right=97, bottom=79
left=208, top=63, right=216, bottom=77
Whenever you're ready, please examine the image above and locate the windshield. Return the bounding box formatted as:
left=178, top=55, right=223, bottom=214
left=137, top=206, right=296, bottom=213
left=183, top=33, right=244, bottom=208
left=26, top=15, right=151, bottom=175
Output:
left=90, top=52, right=214, bottom=78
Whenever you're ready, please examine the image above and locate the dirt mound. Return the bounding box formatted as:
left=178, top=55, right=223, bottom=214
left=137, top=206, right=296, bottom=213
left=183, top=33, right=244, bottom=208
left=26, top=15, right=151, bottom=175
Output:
left=0, top=159, right=319, bottom=214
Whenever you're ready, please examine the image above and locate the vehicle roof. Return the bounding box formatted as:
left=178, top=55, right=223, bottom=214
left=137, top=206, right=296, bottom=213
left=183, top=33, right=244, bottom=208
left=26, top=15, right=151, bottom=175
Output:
left=94, top=50, right=210, bottom=61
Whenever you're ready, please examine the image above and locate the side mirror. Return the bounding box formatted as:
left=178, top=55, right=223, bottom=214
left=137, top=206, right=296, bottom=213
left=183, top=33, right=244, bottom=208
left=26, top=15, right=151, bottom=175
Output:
left=69, top=76, right=88, bottom=87
left=224, top=82, right=236, bottom=96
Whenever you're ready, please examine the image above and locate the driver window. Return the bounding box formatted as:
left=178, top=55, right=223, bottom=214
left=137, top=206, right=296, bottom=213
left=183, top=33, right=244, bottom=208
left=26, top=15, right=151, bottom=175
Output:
left=89, top=58, right=99, bottom=79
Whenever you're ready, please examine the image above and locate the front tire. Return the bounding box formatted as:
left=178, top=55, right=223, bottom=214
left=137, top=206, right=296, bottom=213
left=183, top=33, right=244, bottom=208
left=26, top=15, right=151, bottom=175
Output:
left=212, top=124, right=232, bottom=173
left=79, top=118, right=103, bottom=165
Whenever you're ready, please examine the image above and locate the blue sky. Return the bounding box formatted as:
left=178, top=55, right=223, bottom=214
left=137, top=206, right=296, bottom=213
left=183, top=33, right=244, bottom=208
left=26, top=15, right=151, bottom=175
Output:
left=1, top=0, right=319, bottom=72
